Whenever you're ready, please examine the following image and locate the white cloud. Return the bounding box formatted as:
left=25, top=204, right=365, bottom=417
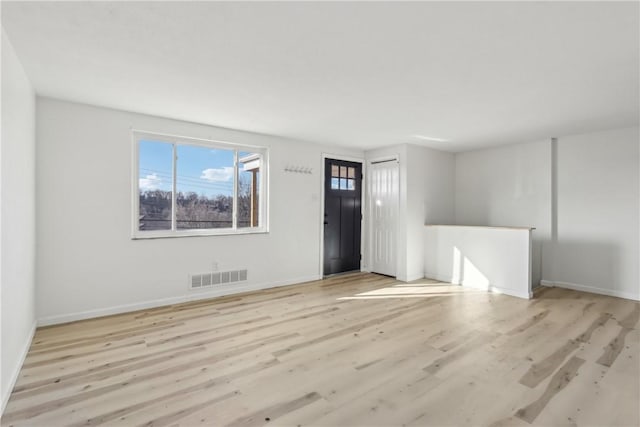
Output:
left=139, top=173, right=163, bottom=190
left=201, top=167, right=234, bottom=182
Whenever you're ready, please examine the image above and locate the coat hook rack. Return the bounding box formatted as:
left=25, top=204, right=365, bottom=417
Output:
left=284, top=165, right=313, bottom=174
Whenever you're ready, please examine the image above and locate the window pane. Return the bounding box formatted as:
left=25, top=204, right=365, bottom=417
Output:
left=340, top=166, right=347, bottom=178
left=138, top=140, right=173, bottom=231
left=331, top=178, right=339, bottom=189
left=176, top=145, right=234, bottom=229
left=331, top=165, right=339, bottom=178
left=238, top=151, right=261, bottom=228
left=348, top=167, right=355, bottom=178
left=340, top=178, right=347, bottom=189
left=347, top=179, right=355, bottom=190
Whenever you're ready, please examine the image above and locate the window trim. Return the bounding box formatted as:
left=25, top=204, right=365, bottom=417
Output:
left=131, top=129, right=269, bottom=239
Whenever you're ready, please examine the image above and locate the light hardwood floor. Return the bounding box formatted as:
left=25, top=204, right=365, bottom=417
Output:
left=2, top=273, right=639, bottom=427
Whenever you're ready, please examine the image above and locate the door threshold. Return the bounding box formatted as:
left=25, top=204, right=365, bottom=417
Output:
left=323, top=270, right=363, bottom=279
left=371, top=272, right=396, bottom=279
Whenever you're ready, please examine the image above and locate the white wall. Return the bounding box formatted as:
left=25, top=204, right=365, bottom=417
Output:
left=36, top=98, right=362, bottom=324
left=365, top=143, right=455, bottom=281
left=454, top=127, right=639, bottom=300
left=1, top=30, right=37, bottom=413
left=406, top=144, right=455, bottom=280
left=455, top=140, right=551, bottom=286
left=551, top=127, right=639, bottom=300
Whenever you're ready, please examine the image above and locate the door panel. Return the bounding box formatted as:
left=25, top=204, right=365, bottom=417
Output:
left=324, top=197, right=341, bottom=260
left=340, top=197, right=356, bottom=257
left=368, top=159, right=399, bottom=276
left=323, top=158, right=362, bottom=276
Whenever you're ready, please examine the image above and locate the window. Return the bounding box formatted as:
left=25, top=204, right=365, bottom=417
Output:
left=133, top=131, right=267, bottom=238
left=330, top=164, right=356, bottom=190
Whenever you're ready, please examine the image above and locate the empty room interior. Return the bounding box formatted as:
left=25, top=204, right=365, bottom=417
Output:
left=1, top=1, right=639, bottom=426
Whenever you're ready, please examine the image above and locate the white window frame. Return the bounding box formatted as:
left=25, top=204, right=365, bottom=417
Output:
left=131, top=130, right=269, bottom=239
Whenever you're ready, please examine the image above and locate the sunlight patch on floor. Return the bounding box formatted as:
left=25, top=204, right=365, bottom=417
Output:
left=337, top=280, right=486, bottom=300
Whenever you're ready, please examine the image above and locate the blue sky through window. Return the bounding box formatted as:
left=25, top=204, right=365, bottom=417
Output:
left=139, top=140, right=235, bottom=197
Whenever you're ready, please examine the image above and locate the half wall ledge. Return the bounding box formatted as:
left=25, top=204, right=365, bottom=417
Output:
left=424, top=224, right=534, bottom=299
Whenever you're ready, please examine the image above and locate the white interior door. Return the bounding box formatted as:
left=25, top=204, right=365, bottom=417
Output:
left=368, top=159, right=399, bottom=276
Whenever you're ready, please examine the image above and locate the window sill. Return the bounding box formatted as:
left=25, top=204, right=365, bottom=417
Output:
left=132, top=228, right=268, bottom=240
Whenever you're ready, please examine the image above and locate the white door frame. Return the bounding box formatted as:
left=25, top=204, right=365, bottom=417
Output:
left=319, top=153, right=366, bottom=278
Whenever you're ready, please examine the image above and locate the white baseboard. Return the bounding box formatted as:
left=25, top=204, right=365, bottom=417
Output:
left=425, top=272, right=455, bottom=284
left=540, top=280, right=640, bottom=301
left=37, top=274, right=322, bottom=326
left=483, top=284, right=532, bottom=300
left=424, top=273, right=531, bottom=300
left=1, top=319, right=36, bottom=416
left=404, top=273, right=426, bottom=282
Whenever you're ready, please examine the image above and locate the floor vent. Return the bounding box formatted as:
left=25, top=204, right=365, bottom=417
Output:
left=189, top=269, right=247, bottom=289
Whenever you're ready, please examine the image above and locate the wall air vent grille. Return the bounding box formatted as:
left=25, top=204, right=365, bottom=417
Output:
left=189, top=269, right=247, bottom=290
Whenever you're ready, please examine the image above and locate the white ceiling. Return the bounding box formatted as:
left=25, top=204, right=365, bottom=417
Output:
left=2, top=1, right=638, bottom=152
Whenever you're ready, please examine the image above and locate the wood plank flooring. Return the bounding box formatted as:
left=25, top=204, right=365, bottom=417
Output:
left=2, top=273, right=639, bottom=426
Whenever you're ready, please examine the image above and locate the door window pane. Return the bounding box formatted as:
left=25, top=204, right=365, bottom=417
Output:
left=329, top=162, right=356, bottom=191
